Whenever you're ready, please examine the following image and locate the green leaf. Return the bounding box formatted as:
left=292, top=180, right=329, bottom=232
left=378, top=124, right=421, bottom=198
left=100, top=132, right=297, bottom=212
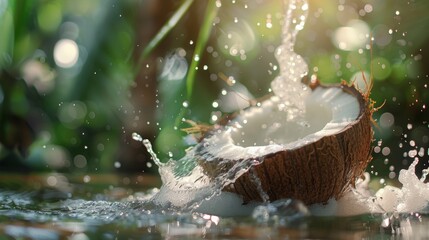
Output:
left=185, top=0, right=219, bottom=99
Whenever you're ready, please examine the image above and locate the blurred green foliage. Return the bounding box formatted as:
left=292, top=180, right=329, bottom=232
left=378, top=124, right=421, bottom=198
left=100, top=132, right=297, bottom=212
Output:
left=0, top=0, right=428, bottom=180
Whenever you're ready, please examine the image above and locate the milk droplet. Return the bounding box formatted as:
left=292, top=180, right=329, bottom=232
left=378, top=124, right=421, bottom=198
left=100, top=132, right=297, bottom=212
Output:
left=142, top=139, right=163, bottom=167
left=132, top=132, right=143, bottom=142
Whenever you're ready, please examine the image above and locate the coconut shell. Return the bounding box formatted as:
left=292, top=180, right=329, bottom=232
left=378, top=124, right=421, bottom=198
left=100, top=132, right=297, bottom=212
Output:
left=197, top=82, right=373, bottom=205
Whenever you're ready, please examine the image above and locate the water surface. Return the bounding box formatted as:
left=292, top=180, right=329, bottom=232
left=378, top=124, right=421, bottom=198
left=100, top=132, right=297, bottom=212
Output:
left=1, top=175, right=428, bottom=239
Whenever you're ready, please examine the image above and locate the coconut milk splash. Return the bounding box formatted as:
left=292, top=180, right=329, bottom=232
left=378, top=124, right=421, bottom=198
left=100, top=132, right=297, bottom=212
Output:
left=271, top=0, right=310, bottom=112
left=310, top=158, right=429, bottom=216
left=136, top=128, right=429, bottom=217
left=133, top=0, right=429, bottom=219
left=130, top=0, right=313, bottom=215
left=267, top=0, right=312, bottom=142
left=133, top=133, right=259, bottom=216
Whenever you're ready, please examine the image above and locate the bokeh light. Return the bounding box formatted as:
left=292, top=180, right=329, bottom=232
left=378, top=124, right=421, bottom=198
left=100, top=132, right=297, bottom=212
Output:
left=37, top=2, right=62, bottom=33
left=371, top=57, right=391, bottom=80
left=60, top=21, right=80, bottom=40
left=58, top=101, right=87, bottom=129
left=21, top=60, right=56, bottom=93
left=54, top=39, right=79, bottom=68
left=379, top=112, right=395, bottom=129
left=217, top=19, right=256, bottom=60
left=332, top=19, right=370, bottom=51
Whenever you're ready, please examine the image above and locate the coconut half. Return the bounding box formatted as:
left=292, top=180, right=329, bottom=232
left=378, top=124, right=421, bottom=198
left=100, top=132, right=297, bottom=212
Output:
left=196, top=81, right=373, bottom=205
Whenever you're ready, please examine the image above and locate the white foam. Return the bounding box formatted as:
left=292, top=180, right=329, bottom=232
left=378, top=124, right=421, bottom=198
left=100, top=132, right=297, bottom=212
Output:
left=310, top=160, right=429, bottom=216
left=381, top=159, right=429, bottom=213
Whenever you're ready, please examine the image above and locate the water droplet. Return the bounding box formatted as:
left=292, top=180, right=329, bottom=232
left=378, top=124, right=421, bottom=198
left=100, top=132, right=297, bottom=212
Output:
left=374, top=146, right=381, bottom=153
left=381, top=215, right=390, bottom=228
left=132, top=132, right=143, bottom=142
left=418, top=147, right=425, bottom=157
left=83, top=175, right=91, bottom=183
left=142, top=139, right=163, bottom=167
left=421, top=168, right=429, bottom=182
left=46, top=176, right=57, bottom=186
left=382, top=147, right=391, bottom=156
left=215, top=0, right=221, bottom=7
left=408, top=150, right=417, bottom=158
left=74, top=155, right=87, bottom=168
left=364, top=4, right=373, bottom=13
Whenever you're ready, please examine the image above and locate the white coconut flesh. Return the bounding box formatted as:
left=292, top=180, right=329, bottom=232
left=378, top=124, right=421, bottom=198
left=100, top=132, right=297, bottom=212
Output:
left=200, top=86, right=361, bottom=161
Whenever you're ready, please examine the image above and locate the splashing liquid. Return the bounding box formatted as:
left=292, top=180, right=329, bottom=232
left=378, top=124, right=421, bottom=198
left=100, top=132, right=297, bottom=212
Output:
left=271, top=0, right=309, bottom=120
left=135, top=0, right=429, bottom=218
left=309, top=158, right=429, bottom=216
left=131, top=0, right=313, bottom=215
left=132, top=133, right=260, bottom=216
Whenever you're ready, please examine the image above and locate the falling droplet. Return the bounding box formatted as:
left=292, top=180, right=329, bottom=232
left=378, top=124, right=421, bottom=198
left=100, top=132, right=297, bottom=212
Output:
left=132, top=132, right=143, bottom=142
left=142, top=139, right=163, bottom=167
left=215, top=0, right=221, bottom=8
left=420, top=168, right=429, bottom=182
left=114, top=161, right=121, bottom=168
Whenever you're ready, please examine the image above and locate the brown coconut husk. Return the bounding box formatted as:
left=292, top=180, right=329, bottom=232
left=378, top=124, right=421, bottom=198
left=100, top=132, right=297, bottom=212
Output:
left=196, top=81, right=375, bottom=205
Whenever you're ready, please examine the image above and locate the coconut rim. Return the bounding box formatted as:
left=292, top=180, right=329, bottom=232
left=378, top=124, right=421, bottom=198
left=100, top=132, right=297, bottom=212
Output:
left=196, top=81, right=370, bottom=162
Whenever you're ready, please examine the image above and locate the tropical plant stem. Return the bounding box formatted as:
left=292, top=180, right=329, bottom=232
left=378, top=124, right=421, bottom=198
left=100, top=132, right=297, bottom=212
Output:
left=134, top=0, right=195, bottom=76
left=185, top=0, right=219, bottom=99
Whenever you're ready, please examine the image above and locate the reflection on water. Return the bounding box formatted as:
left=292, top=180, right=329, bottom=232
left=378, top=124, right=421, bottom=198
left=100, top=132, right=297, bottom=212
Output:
left=1, top=186, right=429, bottom=239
